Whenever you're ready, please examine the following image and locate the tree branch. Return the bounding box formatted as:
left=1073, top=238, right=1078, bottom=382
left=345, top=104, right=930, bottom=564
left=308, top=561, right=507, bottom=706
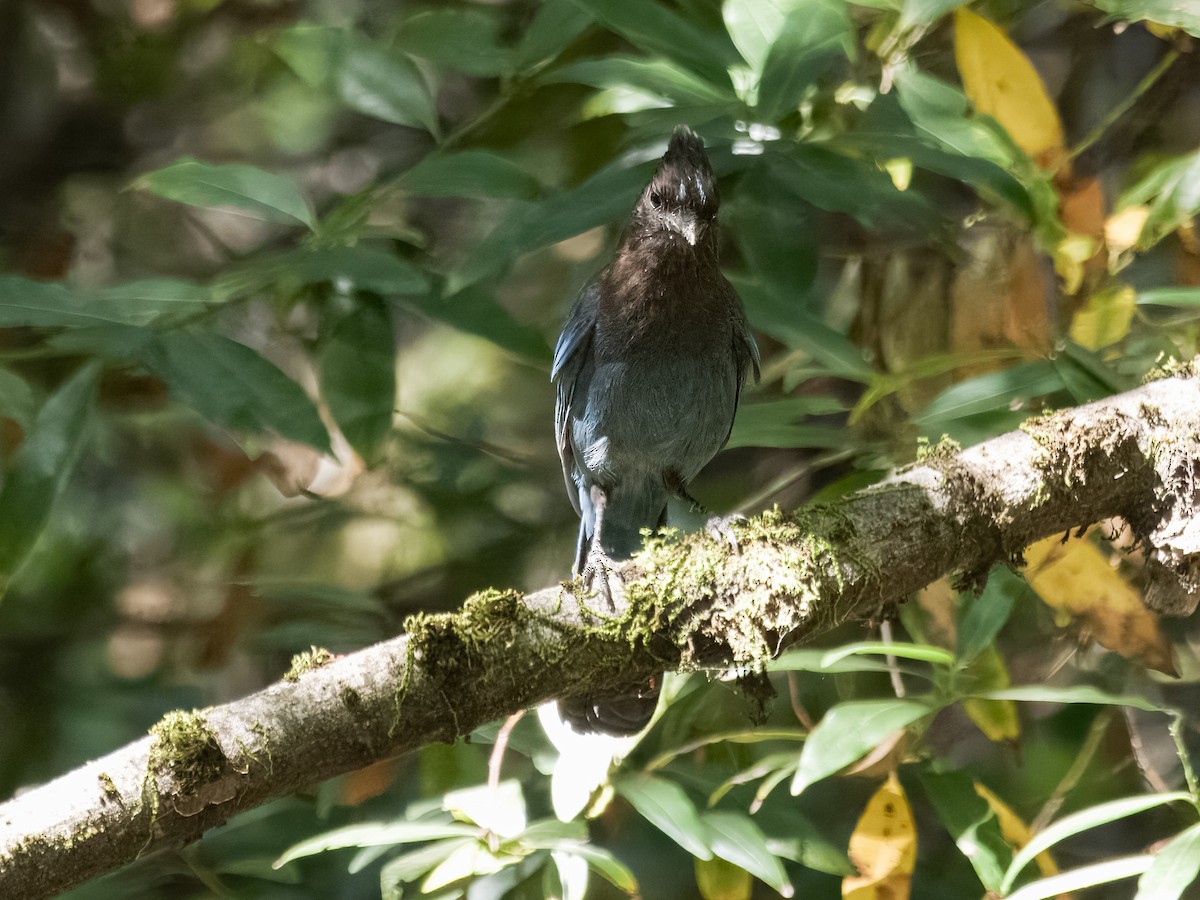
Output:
left=2, top=366, right=1198, bottom=898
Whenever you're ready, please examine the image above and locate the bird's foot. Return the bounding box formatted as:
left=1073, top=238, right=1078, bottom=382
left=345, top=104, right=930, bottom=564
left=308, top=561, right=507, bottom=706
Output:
left=580, top=547, right=625, bottom=612
left=705, top=513, right=747, bottom=553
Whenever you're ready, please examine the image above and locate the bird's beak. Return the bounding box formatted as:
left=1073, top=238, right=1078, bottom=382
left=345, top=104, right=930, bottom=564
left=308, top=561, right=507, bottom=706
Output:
left=673, top=212, right=702, bottom=246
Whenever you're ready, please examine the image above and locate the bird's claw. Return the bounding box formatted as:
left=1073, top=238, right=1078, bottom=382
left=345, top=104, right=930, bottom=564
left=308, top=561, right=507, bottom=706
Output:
left=705, top=513, right=747, bottom=553
left=581, top=547, right=625, bottom=612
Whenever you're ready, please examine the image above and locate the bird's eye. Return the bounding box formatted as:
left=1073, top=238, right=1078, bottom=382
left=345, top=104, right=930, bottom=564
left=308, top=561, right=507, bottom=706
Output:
left=649, top=191, right=662, bottom=209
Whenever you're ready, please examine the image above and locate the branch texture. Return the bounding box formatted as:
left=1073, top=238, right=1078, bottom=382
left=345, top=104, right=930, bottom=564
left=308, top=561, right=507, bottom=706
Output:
left=2, top=367, right=1198, bottom=897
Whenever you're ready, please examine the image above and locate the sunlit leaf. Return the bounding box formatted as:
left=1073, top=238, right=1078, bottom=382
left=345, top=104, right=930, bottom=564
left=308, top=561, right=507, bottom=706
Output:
left=1133, top=821, right=1200, bottom=899
left=0, top=363, right=99, bottom=596
left=1137, top=287, right=1200, bottom=307
left=1090, top=0, right=1200, bottom=37
left=145, top=330, right=332, bottom=453
left=615, top=773, right=712, bottom=859
left=1023, top=535, right=1175, bottom=675
left=133, top=159, right=315, bottom=229
left=1007, top=855, right=1155, bottom=900
left=758, top=0, right=854, bottom=119
left=792, top=698, right=937, bottom=795
left=695, top=855, right=752, bottom=900
left=976, top=685, right=1165, bottom=712
left=843, top=772, right=916, bottom=899
left=702, top=811, right=792, bottom=896
left=1070, top=284, right=1136, bottom=350
left=915, top=361, right=1064, bottom=424
left=954, top=9, right=1064, bottom=165
left=274, top=818, right=478, bottom=866
left=820, top=642, right=956, bottom=668
left=379, top=839, right=475, bottom=890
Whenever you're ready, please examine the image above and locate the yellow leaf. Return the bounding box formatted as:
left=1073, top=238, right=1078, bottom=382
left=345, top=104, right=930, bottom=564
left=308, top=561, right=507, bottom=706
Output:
left=843, top=772, right=916, bottom=900
left=1054, top=234, right=1097, bottom=295
left=695, top=856, right=752, bottom=900
left=1106, top=206, right=1150, bottom=257
left=974, top=783, right=1060, bottom=878
left=955, top=8, right=1064, bottom=166
left=1068, top=283, right=1136, bottom=349
left=961, top=646, right=1020, bottom=742
left=1023, top=534, right=1176, bottom=674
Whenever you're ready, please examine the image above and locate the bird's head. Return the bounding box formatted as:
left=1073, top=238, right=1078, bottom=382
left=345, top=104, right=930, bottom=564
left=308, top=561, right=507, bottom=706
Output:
left=633, top=126, right=718, bottom=248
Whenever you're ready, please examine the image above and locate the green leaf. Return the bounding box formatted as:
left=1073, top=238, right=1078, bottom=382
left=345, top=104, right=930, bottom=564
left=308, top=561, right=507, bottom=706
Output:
left=999, top=792, right=1192, bottom=893
left=722, top=0, right=803, bottom=72
left=701, top=811, right=792, bottom=896
left=275, top=26, right=438, bottom=135
left=1007, top=855, right=1155, bottom=900
left=133, top=158, right=315, bottom=230
left=569, top=0, right=741, bottom=85
left=1134, top=821, right=1200, bottom=899
left=791, top=697, right=937, bottom=795
left=544, top=57, right=735, bottom=107
left=407, top=285, right=550, bottom=361
left=1090, top=0, right=1200, bottom=38
left=551, top=842, right=638, bottom=893
left=515, top=0, right=593, bottom=70
left=766, top=648, right=895, bottom=674
left=397, top=151, right=542, bottom=200
left=976, top=685, right=1165, bottom=712
left=820, top=641, right=956, bottom=668
left=449, top=157, right=656, bottom=291
left=757, top=0, right=854, bottom=120
left=729, top=275, right=874, bottom=381
left=899, top=0, right=969, bottom=29
left=320, top=299, right=396, bottom=459
left=956, top=567, right=1023, bottom=665
left=1137, top=287, right=1200, bottom=307
left=0, top=275, right=201, bottom=329
left=915, top=361, right=1064, bottom=424
left=728, top=167, right=818, bottom=303
left=335, top=38, right=437, bottom=134
left=379, top=838, right=476, bottom=889
left=615, top=773, right=712, bottom=859
left=773, top=143, right=936, bottom=228
left=0, top=368, right=35, bottom=428
left=919, top=768, right=1011, bottom=891
left=277, top=246, right=429, bottom=296
left=276, top=820, right=479, bottom=866
left=726, top=398, right=848, bottom=450
left=145, top=330, right=332, bottom=453
left=98, top=279, right=211, bottom=324
left=395, top=9, right=510, bottom=77
left=1119, top=151, right=1200, bottom=248
left=0, top=363, right=99, bottom=596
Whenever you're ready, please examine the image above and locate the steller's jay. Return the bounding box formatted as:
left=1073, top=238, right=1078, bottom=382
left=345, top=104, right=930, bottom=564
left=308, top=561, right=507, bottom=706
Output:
left=551, top=126, right=760, bottom=735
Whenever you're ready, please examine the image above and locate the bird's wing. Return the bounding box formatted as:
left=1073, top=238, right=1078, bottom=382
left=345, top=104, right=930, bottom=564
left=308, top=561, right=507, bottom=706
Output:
left=552, top=282, right=600, bottom=516
left=721, top=290, right=761, bottom=448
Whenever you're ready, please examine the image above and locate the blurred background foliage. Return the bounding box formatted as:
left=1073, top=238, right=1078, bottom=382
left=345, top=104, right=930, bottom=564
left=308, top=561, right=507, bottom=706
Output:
left=3, top=0, right=1200, bottom=897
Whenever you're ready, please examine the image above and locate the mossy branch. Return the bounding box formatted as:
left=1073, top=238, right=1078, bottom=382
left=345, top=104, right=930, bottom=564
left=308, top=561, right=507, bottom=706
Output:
left=2, top=366, right=1199, bottom=898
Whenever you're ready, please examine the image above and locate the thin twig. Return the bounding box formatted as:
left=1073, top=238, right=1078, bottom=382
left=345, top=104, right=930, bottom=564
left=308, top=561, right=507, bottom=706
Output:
left=488, top=710, right=525, bottom=789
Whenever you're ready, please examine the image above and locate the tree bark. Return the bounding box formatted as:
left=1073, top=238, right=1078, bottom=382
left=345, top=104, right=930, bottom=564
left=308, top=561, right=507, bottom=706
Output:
left=2, top=366, right=1198, bottom=899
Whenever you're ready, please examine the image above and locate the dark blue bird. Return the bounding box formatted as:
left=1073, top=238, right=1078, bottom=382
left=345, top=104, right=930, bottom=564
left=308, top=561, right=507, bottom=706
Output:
left=552, top=126, right=759, bottom=734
